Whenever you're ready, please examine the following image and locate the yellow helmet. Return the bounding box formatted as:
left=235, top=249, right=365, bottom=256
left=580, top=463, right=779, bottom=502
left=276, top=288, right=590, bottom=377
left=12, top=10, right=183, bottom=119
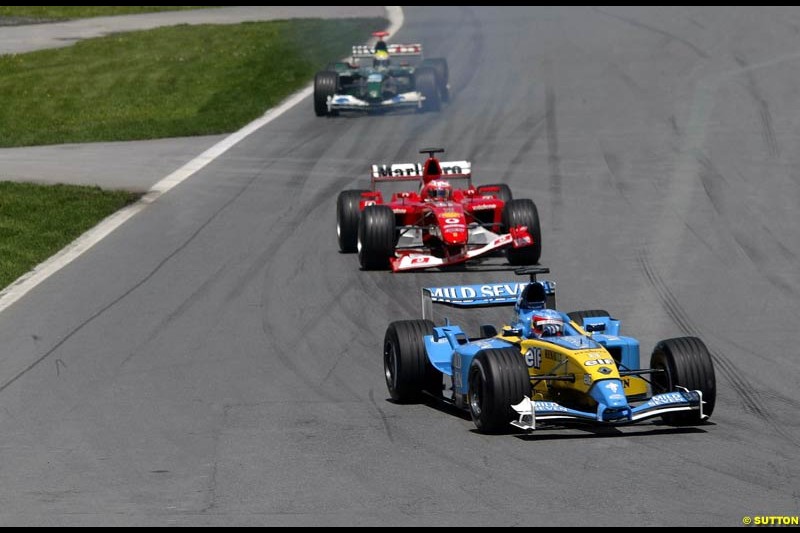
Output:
left=373, top=50, right=390, bottom=69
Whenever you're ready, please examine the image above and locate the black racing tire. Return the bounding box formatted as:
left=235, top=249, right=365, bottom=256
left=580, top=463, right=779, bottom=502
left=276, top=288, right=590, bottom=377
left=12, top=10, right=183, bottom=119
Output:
left=650, top=336, right=716, bottom=425
left=415, top=67, right=440, bottom=112
left=314, top=71, right=338, bottom=117
left=567, top=309, right=612, bottom=328
left=478, top=183, right=513, bottom=205
left=468, top=348, right=531, bottom=433
left=502, top=198, right=542, bottom=265
left=336, top=190, right=368, bottom=253
left=384, top=319, right=436, bottom=403
left=422, top=57, right=449, bottom=101
left=358, top=205, right=396, bottom=270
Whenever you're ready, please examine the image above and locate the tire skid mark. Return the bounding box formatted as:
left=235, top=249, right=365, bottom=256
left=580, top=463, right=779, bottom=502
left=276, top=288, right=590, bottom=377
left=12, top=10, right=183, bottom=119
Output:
left=198, top=402, right=230, bottom=514
left=253, top=132, right=421, bottom=401
left=0, top=156, right=271, bottom=397
left=636, top=248, right=798, bottom=445
left=696, top=156, right=798, bottom=297
left=734, top=55, right=780, bottom=158
left=695, top=154, right=728, bottom=217
left=505, top=112, right=546, bottom=182
left=368, top=388, right=395, bottom=444
left=398, top=7, right=484, bottom=154
left=469, top=88, right=517, bottom=162
left=637, top=247, right=760, bottom=415
left=444, top=6, right=484, bottom=103
left=592, top=7, right=710, bottom=59
left=119, top=258, right=232, bottom=369
left=254, top=140, right=370, bottom=403
left=223, top=134, right=348, bottom=305
left=598, top=144, right=633, bottom=207
left=543, top=59, right=563, bottom=212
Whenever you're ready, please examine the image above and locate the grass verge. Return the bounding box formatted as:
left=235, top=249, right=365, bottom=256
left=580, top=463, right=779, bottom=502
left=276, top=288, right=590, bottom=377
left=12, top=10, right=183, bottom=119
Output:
left=0, top=7, right=213, bottom=20
left=0, top=17, right=384, bottom=147
left=0, top=182, right=139, bottom=290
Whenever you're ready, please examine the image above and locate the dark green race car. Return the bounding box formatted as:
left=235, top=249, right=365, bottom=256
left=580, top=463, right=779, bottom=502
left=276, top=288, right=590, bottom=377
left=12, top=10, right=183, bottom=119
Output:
left=314, top=31, right=449, bottom=116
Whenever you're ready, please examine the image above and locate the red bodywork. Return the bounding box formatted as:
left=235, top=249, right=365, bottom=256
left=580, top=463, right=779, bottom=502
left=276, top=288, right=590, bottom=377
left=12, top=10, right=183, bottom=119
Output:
left=359, top=156, right=534, bottom=272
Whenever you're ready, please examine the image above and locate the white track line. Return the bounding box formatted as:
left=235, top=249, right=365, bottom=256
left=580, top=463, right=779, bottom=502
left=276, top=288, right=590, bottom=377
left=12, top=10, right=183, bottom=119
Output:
left=0, top=6, right=404, bottom=315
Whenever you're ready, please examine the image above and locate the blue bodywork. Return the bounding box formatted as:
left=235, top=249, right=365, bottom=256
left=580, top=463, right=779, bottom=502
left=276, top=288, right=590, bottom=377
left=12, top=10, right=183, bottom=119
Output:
left=418, top=276, right=706, bottom=429
left=425, top=323, right=514, bottom=395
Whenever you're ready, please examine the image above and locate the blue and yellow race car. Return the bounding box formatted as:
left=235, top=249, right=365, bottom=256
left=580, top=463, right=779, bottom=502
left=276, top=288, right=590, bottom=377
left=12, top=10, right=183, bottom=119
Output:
left=383, top=267, right=716, bottom=433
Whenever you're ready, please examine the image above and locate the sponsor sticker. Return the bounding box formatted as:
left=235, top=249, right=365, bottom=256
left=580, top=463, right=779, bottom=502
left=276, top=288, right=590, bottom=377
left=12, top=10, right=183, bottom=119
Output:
left=584, top=358, right=615, bottom=367
left=525, top=348, right=542, bottom=369
left=534, top=402, right=569, bottom=413
left=648, top=392, right=686, bottom=406
left=544, top=350, right=561, bottom=361
left=428, top=283, right=527, bottom=301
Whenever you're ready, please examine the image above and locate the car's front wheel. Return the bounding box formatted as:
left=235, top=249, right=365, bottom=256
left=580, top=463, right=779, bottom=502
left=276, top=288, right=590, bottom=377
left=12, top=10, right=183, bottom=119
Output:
left=650, top=336, right=716, bottom=425
left=336, top=190, right=367, bottom=253
left=415, top=67, right=440, bottom=112
left=314, top=71, right=338, bottom=116
left=358, top=205, right=396, bottom=270
left=502, top=198, right=541, bottom=265
left=468, top=348, right=531, bottom=433
left=384, top=319, right=436, bottom=403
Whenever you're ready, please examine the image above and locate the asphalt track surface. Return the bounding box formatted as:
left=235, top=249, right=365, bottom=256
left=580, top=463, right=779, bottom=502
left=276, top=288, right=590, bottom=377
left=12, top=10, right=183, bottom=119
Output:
left=0, top=6, right=798, bottom=526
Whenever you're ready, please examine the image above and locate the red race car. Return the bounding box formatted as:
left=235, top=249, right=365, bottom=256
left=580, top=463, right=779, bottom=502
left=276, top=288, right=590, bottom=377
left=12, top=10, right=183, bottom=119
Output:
left=336, top=148, right=541, bottom=272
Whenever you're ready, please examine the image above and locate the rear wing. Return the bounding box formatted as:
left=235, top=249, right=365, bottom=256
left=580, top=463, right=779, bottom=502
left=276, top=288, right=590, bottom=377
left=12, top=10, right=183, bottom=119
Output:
left=422, top=268, right=556, bottom=320
left=352, top=44, right=423, bottom=58
left=422, top=282, right=535, bottom=320
left=371, top=160, right=472, bottom=183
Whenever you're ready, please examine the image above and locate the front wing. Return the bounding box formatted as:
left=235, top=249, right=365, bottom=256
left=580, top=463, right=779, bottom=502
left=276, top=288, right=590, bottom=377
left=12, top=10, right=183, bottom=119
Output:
left=390, top=226, right=533, bottom=272
left=510, top=389, right=706, bottom=431
left=328, top=92, right=423, bottom=112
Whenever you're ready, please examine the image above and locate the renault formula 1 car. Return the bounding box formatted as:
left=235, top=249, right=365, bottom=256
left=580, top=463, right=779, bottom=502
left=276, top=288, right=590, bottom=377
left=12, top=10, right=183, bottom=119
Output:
left=383, top=267, right=716, bottom=433
left=336, top=148, right=541, bottom=272
left=314, top=31, right=448, bottom=115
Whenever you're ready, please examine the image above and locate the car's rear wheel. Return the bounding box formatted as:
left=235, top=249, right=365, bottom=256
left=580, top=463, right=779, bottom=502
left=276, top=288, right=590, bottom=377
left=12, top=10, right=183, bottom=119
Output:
left=468, top=348, right=531, bottom=433
left=314, top=71, right=338, bottom=116
left=567, top=309, right=612, bottom=328
left=502, top=198, right=541, bottom=265
left=384, top=319, right=436, bottom=403
left=336, top=190, right=368, bottom=253
left=415, top=67, right=440, bottom=112
left=650, top=336, right=716, bottom=425
left=358, top=205, right=396, bottom=270
left=422, top=57, right=449, bottom=101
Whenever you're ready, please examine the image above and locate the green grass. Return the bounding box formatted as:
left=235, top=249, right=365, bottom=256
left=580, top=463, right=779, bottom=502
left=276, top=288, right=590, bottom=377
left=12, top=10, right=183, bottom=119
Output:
left=0, top=17, right=384, bottom=147
left=0, top=182, right=139, bottom=289
left=0, top=6, right=213, bottom=20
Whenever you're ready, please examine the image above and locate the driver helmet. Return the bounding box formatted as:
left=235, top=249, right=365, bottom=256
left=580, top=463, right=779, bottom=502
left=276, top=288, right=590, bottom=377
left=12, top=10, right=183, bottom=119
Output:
left=373, top=49, right=390, bottom=69
left=425, top=179, right=452, bottom=201
left=531, top=309, right=565, bottom=337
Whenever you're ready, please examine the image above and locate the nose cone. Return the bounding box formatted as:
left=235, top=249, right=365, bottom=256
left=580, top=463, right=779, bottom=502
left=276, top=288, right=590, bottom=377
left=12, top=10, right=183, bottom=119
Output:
left=443, top=226, right=467, bottom=245
left=437, top=211, right=467, bottom=245
left=589, top=379, right=628, bottom=409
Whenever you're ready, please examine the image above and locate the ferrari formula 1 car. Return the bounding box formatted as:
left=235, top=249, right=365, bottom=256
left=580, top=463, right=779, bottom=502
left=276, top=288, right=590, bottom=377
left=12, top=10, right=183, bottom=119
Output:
left=314, top=31, right=448, bottom=116
left=383, top=267, right=716, bottom=433
left=336, top=148, right=541, bottom=272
